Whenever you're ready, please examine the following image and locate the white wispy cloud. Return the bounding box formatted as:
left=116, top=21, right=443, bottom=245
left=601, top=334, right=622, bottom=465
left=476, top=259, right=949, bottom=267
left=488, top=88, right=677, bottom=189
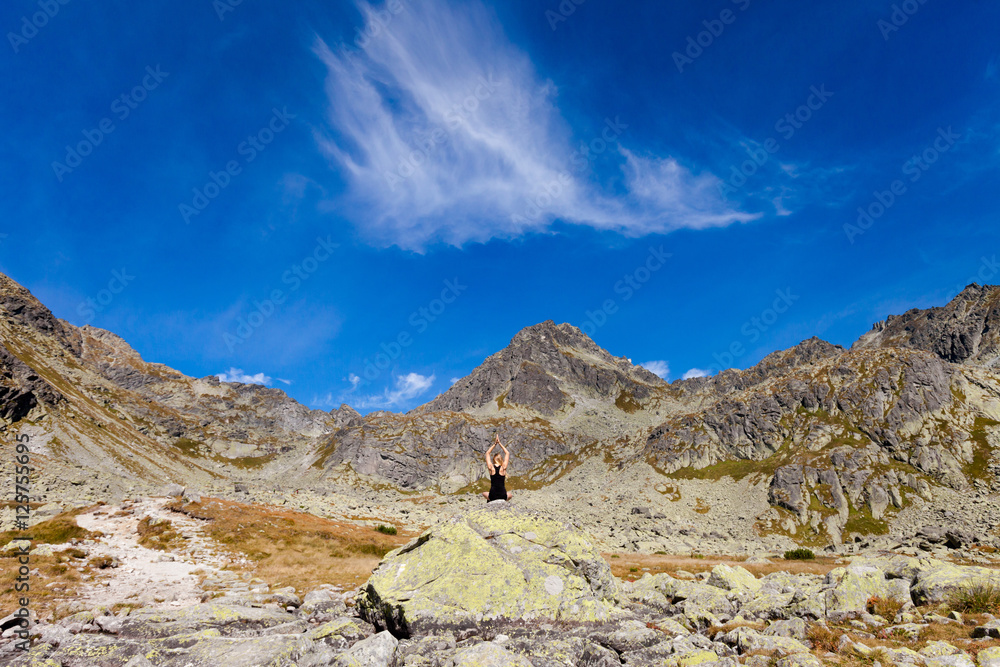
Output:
left=639, top=360, right=670, bottom=380
left=682, top=368, right=712, bottom=380
left=217, top=368, right=272, bottom=385
left=313, top=0, right=755, bottom=249
left=317, top=371, right=437, bottom=411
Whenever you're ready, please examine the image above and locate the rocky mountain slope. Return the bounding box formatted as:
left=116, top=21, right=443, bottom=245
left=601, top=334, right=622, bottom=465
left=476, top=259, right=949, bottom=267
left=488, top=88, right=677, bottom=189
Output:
left=0, top=273, right=336, bottom=502
left=2, top=271, right=1000, bottom=551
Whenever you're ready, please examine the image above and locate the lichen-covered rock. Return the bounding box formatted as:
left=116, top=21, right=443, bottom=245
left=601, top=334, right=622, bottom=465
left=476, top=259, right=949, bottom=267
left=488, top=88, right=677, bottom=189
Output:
left=118, top=604, right=295, bottom=639
left=357, top=504, right=623, bottom=636
left=707, top=564, right=762, bottom=594
left=977, top=646, right=1000, bottom=667
left=912, top=564, right=1000, bottom=604
left=334, top=630, right=398, bottom=667
left=451, top=641, right=533, bottom=667
left=925, top=654, right=976, bottom=667
left=972, top=620, right=1000, bottom=639
left=776, top=654, right=823, bottom=667
left=824, top=564, right=910, bottom=617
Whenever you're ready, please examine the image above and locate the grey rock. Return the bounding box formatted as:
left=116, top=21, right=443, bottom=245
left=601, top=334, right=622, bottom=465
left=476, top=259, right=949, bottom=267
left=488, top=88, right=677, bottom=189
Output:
left=335, top=630, right=399, bottom=667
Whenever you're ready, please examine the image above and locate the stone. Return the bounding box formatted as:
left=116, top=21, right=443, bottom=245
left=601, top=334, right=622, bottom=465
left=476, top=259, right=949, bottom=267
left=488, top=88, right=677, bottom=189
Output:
left=335, top=630, right=399, bottom=667
left=977, top=646, right=1000, bottom=667
left=118, top=603, right=295, bottom=638
left=764, top=617, right=807, bottom=640
left=925, top=655, right=976, bottom=667
left=452, top=641, right=533, bottom=666
left=158, top=483, right=185, bottom=498
left=972, top=620, right=1000, bottom=639
left=707, top=564, right=762, bottom=593
left=913, top=565, right=1000, bottom=605
left=824, top=564, right=910, bottom=618
left=358, top=504, right=623, bottom=635
left=776, top=654, right=823, bottom=667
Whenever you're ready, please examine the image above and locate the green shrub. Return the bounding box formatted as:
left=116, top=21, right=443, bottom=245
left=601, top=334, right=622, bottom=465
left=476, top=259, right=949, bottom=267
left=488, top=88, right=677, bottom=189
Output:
left=375, top=525, right=397, bottom=536
left=784, top=548, right=815, bottom=560
left=948, top=580, right=1000, bottom=614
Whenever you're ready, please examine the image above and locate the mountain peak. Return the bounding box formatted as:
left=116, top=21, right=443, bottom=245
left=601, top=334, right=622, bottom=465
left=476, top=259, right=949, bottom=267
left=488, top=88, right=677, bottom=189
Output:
left=852, top=284, right=1000, bottom=367
left=416, top=320, right=664, bottom=416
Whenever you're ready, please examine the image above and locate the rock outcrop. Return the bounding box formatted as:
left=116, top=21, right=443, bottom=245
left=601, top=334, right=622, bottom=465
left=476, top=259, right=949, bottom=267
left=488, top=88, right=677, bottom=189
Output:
left=854, top=283, right=1000, bottom=368
left=357, top=503, right=623, bottom=635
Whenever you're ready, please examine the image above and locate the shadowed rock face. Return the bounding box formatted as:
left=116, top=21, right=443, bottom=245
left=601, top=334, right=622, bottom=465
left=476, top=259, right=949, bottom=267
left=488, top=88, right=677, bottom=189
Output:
left=357, top=504, right=623, bottom=637
left=0, top=343, right=63, bottom=421
left=853, top=283, right=1000, bottom=368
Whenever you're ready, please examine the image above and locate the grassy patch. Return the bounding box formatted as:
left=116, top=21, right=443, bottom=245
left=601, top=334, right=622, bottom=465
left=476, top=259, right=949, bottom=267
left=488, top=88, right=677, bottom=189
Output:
left=167, top=497, right=412, bottom=590
left=784, top=548, right=815, bottom=560
left=948, top=580, right=1000, bottom=614
left=867, top=596, right=904, bottom=619
left=615, top=390, right=641, bottom=414
left=843, top=505, right=890, bottom=536
left=172, top=437, right=203, bottom=456
left=0, top=507, right=98, bottom=545
left=136, top=516, right=184, bottom=551
left=693, top=498, right=711, bottom=514
left=966, top=417, right=1000, bottom=482
left=375, top=524, right=398, bottom=536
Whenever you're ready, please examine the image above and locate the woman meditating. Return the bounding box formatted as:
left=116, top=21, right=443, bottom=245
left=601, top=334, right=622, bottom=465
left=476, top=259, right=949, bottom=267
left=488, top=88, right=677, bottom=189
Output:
left=482, top=433, right=512, bottom=502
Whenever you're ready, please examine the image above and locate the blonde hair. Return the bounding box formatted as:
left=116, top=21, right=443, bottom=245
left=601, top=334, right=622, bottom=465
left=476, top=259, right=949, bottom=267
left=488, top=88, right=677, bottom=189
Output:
left=493, top=453, right=503, bottom=467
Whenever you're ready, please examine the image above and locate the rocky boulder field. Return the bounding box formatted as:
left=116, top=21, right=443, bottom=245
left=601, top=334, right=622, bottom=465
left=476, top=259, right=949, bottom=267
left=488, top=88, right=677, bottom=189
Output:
left=3, top=500, right=1000, bottom=666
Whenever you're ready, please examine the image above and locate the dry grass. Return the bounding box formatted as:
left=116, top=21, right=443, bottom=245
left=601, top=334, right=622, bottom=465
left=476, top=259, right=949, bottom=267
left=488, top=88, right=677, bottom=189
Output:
left=602, top=552, right=842, bottom=581
left=814, top=615, right=1000, bottom=666
left=166, top=497, right=415, bottom=591
left=0, top=549, right=104, bottom=623
left=866, top=596, right=904, bottom=620
left=0, top=506, right=101, bottom=545
left=136, top=516, right=184, bottom=551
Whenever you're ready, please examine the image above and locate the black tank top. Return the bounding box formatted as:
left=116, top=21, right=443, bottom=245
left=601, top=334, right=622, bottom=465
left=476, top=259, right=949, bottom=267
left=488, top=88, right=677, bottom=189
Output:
left=488, top=464, right=507, bottom=501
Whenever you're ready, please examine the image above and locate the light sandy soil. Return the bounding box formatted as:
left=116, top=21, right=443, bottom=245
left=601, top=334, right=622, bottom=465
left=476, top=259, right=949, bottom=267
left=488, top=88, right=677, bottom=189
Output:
left=73, top=498, right=240, bottom=610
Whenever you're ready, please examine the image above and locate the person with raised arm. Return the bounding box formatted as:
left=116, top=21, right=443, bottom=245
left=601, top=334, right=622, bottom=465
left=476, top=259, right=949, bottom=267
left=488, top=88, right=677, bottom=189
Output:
left=482, top=433, right=512, bottom=502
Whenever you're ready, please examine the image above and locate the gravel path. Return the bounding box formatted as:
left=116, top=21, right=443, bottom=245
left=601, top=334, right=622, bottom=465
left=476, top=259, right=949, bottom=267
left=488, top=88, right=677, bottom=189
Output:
left=73, top=498, right=231, bottom=610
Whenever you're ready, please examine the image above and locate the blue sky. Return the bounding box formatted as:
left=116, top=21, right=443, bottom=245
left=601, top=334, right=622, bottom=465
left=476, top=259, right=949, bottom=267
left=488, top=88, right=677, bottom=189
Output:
left=2, top=0, right=998, bottom=413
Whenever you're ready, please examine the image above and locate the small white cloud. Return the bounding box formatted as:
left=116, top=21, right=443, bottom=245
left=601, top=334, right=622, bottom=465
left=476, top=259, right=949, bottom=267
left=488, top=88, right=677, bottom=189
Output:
left=682, top=368, right=712, bottom=380
left=639, top=360, right=670, bottom=380
left=217, top=368, right=272, bottom=385
left=276, top=378, right=293, bottom=385
left=450, top=377, right=461, bottom=384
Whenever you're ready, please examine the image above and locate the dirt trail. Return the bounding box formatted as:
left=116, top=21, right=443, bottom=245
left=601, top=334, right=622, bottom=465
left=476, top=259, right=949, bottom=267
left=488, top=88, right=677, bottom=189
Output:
left=73, top=498, right=234, bottom=610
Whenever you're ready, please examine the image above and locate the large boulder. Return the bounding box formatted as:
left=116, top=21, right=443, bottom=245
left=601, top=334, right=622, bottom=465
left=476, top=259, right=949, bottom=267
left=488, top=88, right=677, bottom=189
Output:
left=357, top=503, right=623, bottom=636
left=823, top=563, right=911, bottom=618
left=911, top=564, right=1000, bottom=605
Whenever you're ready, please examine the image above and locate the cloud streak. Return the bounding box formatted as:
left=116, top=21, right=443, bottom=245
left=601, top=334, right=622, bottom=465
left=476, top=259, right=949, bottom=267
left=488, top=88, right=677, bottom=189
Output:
left=314, top=0, right=756, bottom=249
left=217, top=368, right=272, bottom=385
